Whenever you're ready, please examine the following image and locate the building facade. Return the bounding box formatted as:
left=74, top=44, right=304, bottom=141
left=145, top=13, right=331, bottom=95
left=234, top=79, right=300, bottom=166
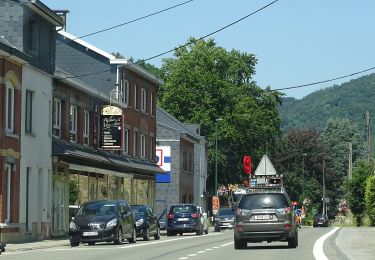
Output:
left=0, top=0, right=63, bottom=242
left=52, top=30, right=163, bottom=236
left=155, top=108, right=208, bottom=217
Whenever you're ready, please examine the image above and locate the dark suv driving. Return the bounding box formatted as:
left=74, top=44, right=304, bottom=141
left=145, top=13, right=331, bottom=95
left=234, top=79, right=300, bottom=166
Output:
left=234, top=189, right=298, bottom=249
left=69, top=200, right=136, bottom=246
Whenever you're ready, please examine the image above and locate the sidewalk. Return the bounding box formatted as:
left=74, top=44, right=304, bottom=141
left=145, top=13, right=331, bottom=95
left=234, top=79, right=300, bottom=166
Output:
left=335, top=227, right=375, bottom=260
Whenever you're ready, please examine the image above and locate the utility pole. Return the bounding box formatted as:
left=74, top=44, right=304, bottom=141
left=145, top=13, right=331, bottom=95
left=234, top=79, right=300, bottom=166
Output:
left=365, top=111, right=371, bottom=163
left=322, top=159, right=326, bottom=215
left=302, top=153, right=307, bottom=196
left=348, top=142, right=353, bottom=180
left=214, top=118, right=222, bottom=195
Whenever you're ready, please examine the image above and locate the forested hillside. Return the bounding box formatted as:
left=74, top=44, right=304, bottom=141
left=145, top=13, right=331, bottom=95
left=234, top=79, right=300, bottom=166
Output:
left=279, top=73, right=375, bottom=134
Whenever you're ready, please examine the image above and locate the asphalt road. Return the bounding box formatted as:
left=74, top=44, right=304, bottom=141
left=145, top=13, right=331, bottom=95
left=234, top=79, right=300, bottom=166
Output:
left=2, top=227, right=342, bottom=260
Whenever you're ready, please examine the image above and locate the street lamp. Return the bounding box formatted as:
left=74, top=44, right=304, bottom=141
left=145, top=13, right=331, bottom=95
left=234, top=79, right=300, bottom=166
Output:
left=302, top=153, right=307, bottom=196
left=215, top=118, right=222, bottom=195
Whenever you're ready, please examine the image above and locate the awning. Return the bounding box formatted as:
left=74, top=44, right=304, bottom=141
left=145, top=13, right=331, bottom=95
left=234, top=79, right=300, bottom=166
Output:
left=68, top=164, right=133, bottom=178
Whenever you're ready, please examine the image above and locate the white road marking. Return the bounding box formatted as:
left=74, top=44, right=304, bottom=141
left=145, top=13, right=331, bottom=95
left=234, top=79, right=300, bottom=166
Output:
left=179, top=257, right=188, bottom=260
left=206, top=248, right=213, bottom=251
left=188, top=253, right=197, bottom=256
left=197, top=250, right=205, bottom=253
left=313, top=227, right=340, bottom=260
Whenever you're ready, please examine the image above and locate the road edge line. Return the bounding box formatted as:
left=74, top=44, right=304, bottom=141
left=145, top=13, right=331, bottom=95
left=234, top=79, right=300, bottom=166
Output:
left=313, top=227, right=340, bottom=260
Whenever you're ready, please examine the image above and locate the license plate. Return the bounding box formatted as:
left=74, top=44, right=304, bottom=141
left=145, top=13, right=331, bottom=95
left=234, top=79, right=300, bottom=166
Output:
left=223, top=223, right=230, bottom=225
left=255, top=215, right=272, bottom=220
left=83, top=231, right=98, bottom=236
left=178, top=218, right=189, bottom=221
left=318, top=221, right=323, bottom=224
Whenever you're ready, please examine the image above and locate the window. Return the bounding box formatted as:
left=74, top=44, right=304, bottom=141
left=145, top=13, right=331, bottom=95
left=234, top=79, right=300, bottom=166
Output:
left=141, top=88, right=147, bottom=112
left=140, top=134, right=146, bottom=158
left=188, top=152, right=193, bottom=172
left=52, top=98, right=61, bottom=137
left=83, top=110, right=89, bottom=145
left=183, top=151, right=188, bottom=171
left=123, top=129, right=129, bottom=155
left=70, top=105, right=77, bottom=142
left=134, top=84, right=138, bottom=109
left=5, top=81, right=15, bottom=133
left=133, top=131, right=138, bottom=157
left=28, top=20, right=38, bottom=52
left=121, top=79, right=129, bottom=106
left=25, top=90, right=33, bottom=134
left=150, top=92, right=154, bottom=116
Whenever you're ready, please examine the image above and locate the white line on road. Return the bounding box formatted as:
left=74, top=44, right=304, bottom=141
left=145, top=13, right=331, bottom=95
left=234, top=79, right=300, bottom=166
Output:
left=313, top=227, right=340, bottom=260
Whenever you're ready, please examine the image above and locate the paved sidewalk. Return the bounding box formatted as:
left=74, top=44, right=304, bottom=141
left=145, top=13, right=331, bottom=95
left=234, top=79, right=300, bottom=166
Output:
left=5, top=237, right=69, bottom=252
left=335, top=227, right=375, bottom=260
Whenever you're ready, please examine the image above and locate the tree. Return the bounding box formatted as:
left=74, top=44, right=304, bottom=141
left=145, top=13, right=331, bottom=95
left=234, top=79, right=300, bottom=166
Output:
left=158, top=37, right=283, bottom=190
left=365, top=175, right=375, bottom=226
left=69, top=179, right=79, bottom=205
left=136, top=59, right=164, bottom=80
left=344, top=160, right=374, bottom=226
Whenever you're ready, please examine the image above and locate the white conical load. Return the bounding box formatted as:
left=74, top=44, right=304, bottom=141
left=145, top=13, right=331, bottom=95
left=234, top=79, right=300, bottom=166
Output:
left=254, top=155, right=277, bottom=176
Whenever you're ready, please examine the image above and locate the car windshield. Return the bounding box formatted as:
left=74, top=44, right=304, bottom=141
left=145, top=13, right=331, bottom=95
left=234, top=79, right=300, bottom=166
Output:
left=131, top=205, right=147, bottom=216
left=77, top=201, right=116, bottom=216
left=238, top=194, right=289, bottom=210
left=171, top=205, right=196, bottom=213
left=218, top=208, right=234, bottom=215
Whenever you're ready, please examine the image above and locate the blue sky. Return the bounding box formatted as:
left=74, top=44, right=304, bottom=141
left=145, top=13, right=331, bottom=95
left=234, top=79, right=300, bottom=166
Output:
left=43, top=0, right=375, bottom=99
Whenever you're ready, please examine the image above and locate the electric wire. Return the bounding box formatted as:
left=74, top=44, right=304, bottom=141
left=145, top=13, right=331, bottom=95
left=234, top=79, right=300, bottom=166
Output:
left=61, top=0, right=280, bottom=80
left=57, top=0, right=194, bottom=44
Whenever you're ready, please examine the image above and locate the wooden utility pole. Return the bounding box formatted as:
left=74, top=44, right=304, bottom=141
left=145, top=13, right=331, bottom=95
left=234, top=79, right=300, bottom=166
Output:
left=322, top=159, right=326, bottom=215
left=365, top=111, right=371, bottom=163
left=349, top=142, right=353, bottom=180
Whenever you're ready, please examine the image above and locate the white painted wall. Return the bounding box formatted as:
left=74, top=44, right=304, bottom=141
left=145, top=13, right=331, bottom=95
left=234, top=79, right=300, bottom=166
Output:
left=19, top=65, right=52, bottom=230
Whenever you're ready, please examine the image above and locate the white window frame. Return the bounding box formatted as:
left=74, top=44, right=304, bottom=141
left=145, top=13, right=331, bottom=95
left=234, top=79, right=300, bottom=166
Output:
left=70, top=104, right=77, bottom=142
left=140, top=134, right=146, bottom=158
left=25, top=90, right=33, bottom=134
left=123, top=129, right=129, bottom=155
left=134, top=84, right=138, bottom=109
left=83, top=109, right=89, bottom=145
left=5, top=164, right=12, bottom=224
left=5, top=81, right=15, bottom=133
left=141, top=88, right=147, bottom=113
left=121, top=79, right=129, bottom=106
left=52, top=98, right=61, bottom=137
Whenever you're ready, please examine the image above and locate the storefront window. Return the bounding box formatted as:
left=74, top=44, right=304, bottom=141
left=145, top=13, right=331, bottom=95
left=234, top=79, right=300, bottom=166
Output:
left=108, top=175, right=118, bottom=200
left=123, top=177, right=132, bottom=203
left=78, top=173, right=89, bottom=203
left=97, top=174, right=108, bottom=200
left=89, top=173, right=98, bottom=201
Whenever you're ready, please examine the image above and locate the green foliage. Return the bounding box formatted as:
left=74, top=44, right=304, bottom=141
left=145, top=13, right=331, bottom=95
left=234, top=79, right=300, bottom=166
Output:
left=136, top=59, right=164, bottom=80
left=365, top=175, right=375, bottom=226
left=344, top=160, right=374, bottom=226
left=69, top=179, right=79, bottom=205
left=158, top=37, right=283, bottom=189
left=279, top=73, right=375, bottom=148
left=111, top=52, right=124, bottom=59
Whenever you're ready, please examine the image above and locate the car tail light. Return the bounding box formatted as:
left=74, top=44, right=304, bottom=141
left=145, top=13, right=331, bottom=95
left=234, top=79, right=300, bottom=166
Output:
left=236, top=208, right=250, bottom=216
left=284, top=207, right=291, bottom=214
left=235, top=224, right=243, bottom=232
left=284, top=223, right=292, bottom=230
left=167, top=213, right=175, bottom=219
left=191, top=213, right=200, bottom=218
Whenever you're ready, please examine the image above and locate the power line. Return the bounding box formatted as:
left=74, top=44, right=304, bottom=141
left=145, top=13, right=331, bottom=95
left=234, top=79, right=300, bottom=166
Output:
left=272, top=66, right=375, bottom=91
left=61, top=0, right=280, bottom=80
left=57, top=0, right=194, bottom=43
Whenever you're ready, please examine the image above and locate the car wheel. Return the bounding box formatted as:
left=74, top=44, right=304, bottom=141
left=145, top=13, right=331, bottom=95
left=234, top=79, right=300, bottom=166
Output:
left=154, top=226, right=161, bottom=240
left=288, top=230, right=298, bottom=248
left=88, top=242, right=95, bottom=246
left=143, top=227, right=150, bottom=241
left=204, top=227, right=209, bottom=234
left=128, top=227, right=137, bottom=243
left=70, top=240, right=79, bottom=247
left=179, top=231, right=183, bottom=236
left=214, top=227, right=220, bottom=232
left=196, top=227, right=203, bottom=236
left=234, top=237, right=246, bottom=249
left=114, top=227, right=123, bottom=245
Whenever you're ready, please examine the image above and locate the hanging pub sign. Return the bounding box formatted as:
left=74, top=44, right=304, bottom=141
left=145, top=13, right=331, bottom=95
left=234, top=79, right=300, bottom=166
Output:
left=99, top=105, right=123, bottom=150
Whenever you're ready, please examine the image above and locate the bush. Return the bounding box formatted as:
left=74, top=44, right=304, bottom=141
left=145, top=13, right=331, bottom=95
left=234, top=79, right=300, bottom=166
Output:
left=365, top=175, right=375, bottom=226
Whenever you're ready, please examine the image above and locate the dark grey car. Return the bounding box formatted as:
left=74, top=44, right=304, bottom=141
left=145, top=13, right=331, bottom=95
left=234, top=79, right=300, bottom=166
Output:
left=214, top=207, right=235, bottom=232
left=233, top=190, right=298, bottom=249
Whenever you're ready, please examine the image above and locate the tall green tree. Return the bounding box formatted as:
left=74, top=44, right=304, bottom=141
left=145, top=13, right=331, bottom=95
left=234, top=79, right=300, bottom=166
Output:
left=365, top=175, right=375, bottom=226
left=158, top=37, right=283, bottom=190
left=344, top=160, right=374, bottom=226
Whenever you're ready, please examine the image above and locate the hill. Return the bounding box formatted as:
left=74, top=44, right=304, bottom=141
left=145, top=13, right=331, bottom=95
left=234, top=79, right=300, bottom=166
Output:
left=279, top=73, right=375, bottom=134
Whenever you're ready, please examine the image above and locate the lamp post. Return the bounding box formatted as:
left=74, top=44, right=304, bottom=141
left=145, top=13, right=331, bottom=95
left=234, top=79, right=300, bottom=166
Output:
left=215, top=118, right=222, bottom=195
left=302, top=153, right=307, bottom=196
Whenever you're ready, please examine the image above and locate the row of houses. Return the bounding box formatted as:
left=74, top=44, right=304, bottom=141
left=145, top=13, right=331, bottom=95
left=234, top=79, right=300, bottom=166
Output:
left=0, top=0, right=208, bottom=242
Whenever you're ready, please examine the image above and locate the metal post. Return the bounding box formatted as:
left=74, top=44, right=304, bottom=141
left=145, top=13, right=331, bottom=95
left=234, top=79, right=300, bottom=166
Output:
left=322, top=159, right=326, bottom=215
left=215, top=120, right=218, bottom=195
left=302, top=153, right=307, bottom=196
left=349, top=142, right=353, bottom=180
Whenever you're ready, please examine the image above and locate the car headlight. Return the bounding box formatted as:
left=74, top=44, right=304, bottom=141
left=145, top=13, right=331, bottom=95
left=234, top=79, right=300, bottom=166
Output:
left=69, top=221, right=77, bottom=231
left=106, top=219, right=117, bottom=229
left=136, top=218, right=144, bottom=227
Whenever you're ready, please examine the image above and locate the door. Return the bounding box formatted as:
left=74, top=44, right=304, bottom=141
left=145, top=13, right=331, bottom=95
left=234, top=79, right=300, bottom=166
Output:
left=52, top=170, right=67, bottom=235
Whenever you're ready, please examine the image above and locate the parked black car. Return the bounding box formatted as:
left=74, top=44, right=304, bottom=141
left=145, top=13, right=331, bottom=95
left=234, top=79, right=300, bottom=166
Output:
left=69, top=200, right=136, bottom=246
left=313, top=214, right=330, bottom=227
left=130, top=204, right=160, bottom=241
left=214, top=207, right=235, bottom=232
left=166, top=204, right=206, bottom=236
